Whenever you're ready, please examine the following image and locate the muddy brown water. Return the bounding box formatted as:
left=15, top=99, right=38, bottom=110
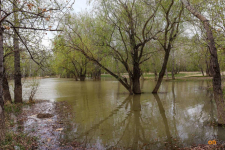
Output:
left=13, top=78, right=225, bottom=149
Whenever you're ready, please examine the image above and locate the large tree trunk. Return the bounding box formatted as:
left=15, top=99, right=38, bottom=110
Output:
left=181, top=0, right=225, bottom=125
left=0, top=24, right=4, bottom=109
left=3, top=68, right=12, bottom=103
left=13, top=1, right=22, bottom=103
left=132, top=62, right=141, bottom=94
left=0, top=4, right=5, bottom=140
left=152, top=51, right=170, bottom=93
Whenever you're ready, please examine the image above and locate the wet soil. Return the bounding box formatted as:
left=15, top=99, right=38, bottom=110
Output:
left=2, top=101, right=86, bottom=150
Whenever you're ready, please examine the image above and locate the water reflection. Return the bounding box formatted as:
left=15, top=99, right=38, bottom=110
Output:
left=154, top=94, right=173, bottom=149
left=19, top=78, right=225, bottom=149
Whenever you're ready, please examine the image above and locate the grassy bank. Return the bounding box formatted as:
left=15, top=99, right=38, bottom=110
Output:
left=101, top=72, right=210, bottom=80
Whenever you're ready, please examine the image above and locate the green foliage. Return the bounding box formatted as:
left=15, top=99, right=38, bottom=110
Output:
left=4, top=104, right=23, bottom=114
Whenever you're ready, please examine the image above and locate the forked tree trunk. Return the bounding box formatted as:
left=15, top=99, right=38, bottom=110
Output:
left=13, top=1, right=22, bottom=103
left=182, top=0, right=225, bottom=125
left=152, top=51, right=170, bottom=93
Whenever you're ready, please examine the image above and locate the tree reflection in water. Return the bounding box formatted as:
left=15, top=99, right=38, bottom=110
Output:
left=20, top=79, right=225, bottom=149
left=154, top=94, right=173, bottom=150
left=75, top=94, right=177, bottom=149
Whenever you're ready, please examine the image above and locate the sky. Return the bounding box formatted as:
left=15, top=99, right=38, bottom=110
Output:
left=42, top=0, right=91, bottom=48
left=73, top=0, right=91, bottom=12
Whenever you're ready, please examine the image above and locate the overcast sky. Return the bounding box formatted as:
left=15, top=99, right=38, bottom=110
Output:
left=42, top=0, right=91, bottom=48
left=73, top=0, right=90, bottom=12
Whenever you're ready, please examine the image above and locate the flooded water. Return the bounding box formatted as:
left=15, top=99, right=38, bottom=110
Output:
left=20, top=78, right=225, bottom=149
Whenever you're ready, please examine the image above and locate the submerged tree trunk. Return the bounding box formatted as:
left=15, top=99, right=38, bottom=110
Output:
left=152, top=51, right=170, bottom=93
left=182, top=0, right=225, bottom=125
left=93, top=65, right=101, bottom=80
left=3, top=69, right=12, bottom=103
left=74, top=73, right=78, bottom=81
left=80, top=75, right=86, bottom=81
left=13, top=1, right=22, bottom=103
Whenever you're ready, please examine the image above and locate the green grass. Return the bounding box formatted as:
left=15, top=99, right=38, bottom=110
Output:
left=101, top=74, right=113, bottom=77
left=4, top=103, right=23, bottom=114
left=143, top=73, right=195, bottom=78
left=101, top=72, right=203, bottom=78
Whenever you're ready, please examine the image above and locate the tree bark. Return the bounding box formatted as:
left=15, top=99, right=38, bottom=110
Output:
left=132, top=62, right=141, bottom=94
left=152, top=51, right=170, bottom=93
left=172, top=50, right=175, bottom=80
left=181, top=0, right=225, bottom=125
left=0, top=4, right=5, bottom=140
left=3, top=68, right=12, bottom=103
left=13, top=0, right=22, bottom=103
left=0, top=26, right=4, bottom=108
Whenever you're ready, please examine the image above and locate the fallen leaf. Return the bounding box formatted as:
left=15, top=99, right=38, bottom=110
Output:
left=56, top=128, right=63, bottom=131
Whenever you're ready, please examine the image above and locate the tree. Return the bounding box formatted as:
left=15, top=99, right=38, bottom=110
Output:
left=13, top=0, right=22, bottom=103
left=0, top=1, right=4, bottom=109
left=152, top=0, right=183, bottom=93
left=64, top=0, right=161, bottom=94
left=53, top=36, right=90, bottom=81
left=0, top=0, right=74, bottom=106
left=181, top=0, right=225, bottom=125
